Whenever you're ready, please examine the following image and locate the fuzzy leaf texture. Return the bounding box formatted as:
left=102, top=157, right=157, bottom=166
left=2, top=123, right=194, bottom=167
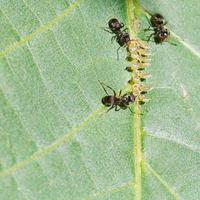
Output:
left=0, top=0, right=199, bottom=200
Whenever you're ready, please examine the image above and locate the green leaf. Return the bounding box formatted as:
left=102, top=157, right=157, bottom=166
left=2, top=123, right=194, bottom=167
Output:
left=0, top=0, right=199, bottom=200
left=138, top=1, right=200, bottom=199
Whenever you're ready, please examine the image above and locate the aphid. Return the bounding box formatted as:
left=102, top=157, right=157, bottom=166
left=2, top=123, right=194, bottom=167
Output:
left=145, top=13, right=170, bottom=44
left=99, top=81, right=135, bottom=112
left=125, top=39, right=150, bottom=72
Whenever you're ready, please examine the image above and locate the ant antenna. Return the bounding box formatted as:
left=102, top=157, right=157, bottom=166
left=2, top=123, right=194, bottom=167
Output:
left=98, top=80, right=116, bottom=96
left=106, top=105, right=115, bottom=112
left=102, top=27, right=113, bottom=34
left=98, top=80, right=109, bottom=95
left=145, top=16, right=151, bottom=27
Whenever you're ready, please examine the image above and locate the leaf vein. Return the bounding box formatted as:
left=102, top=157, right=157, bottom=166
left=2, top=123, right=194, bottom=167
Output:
left=0, top=0, right=82, bottom=58
left=147, top=133, right=200, bottom=154
left=145, top=162, right=181, bottom=200
left=171, top=31, right=200, bottom=59
left=84, top=181, right=132, bottom=200
left=23, top=0, right=97, bottom=109
left=21, top=1, right=94, bottom=111
left=0, top=107, right=104, bottom=178
left=0, top=12, right=72, bottom=139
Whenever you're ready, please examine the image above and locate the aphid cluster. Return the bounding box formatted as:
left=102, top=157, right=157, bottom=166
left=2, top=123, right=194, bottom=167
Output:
left=104, top=18, right=130, bottom=58
left=125, top=38, right=150, bottom=104
left=145, top=13, right=170, bottom=44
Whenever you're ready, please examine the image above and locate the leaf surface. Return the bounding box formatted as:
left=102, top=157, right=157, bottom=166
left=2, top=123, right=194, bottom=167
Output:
left=0, top=0, right=199, bottom=200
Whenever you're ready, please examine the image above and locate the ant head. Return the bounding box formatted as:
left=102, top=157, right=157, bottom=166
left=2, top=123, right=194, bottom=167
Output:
left=154, top=13, right=164, bottom=20
left=122, top=93, right=136, bottom=106
left=151, top=13, right=165, bottom=26
left=128, top=94, right=136, bottom=103
left=108, top=18, right=122, bottom=31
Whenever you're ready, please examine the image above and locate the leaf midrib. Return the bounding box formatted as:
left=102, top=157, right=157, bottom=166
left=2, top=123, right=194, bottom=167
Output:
left=126, top=1, right=143, bottom=200
left=126, top=1, right=183, bottom=200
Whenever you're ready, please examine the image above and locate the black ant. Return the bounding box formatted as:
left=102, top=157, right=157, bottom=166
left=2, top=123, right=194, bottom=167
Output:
left=104, top=18, right=130, bottom=59
left=145, top=13, right=170, bottom=44
left=98, top=80, right=135, bottom=112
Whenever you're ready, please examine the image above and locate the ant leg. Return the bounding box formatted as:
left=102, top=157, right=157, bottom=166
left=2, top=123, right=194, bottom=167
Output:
left=144, top=16, right=155, bottom=31
left=163, top=21, right=167, bottom=26
left=146, top=16, right=151, bottom=26
left=117, top=46, right=121, bottom=60
left=119, top=90, right=122, bottom=96
left=98, top=80, right=116, bottom=96
left=111, top=35, right=116, bottom=43
left=107, top=105, right=115, bottom=112
left=103, top=28, right=113, bottom=34
left=147, top=33, right=154, bottom=42
left=122, top=93, right=128, bottom=98
left=144, top=26, right=152, bottom=31
left=144, top=26, right=154, bottom=32
left=115, top=106, right=120, bottom=111
left=123, top=28, right=128, bottom=32
left=128, top=107, right=134, bottom=113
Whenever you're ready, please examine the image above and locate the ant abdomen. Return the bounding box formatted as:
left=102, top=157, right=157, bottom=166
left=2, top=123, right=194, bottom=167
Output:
left=101, top=95, right=115, bottom=107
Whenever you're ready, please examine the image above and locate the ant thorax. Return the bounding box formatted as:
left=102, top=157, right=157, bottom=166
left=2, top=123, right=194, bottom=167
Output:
left=116, top=32, right=130, bottom=47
